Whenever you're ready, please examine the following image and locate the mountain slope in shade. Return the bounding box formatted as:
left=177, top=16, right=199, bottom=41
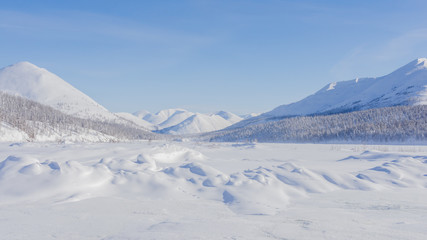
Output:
left=0, top=62, right=123, bottom=122
left=141, top=109, right=190, bottom=126
left=215, top=111, right=243, bottom=124
left=133, top=109, right=151, bottom=120
left=157, top=113, right=233, bottom=135
left=230, top=58, right=427, bottom=129
left=240, top=113, right=260, bottom=119
left=115, top=112, right=155, bottom=130
left=157, top=110, right=196, bottom=129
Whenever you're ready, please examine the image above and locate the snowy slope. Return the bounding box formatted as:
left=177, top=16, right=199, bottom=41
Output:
left=269, top=58, right=427, bottom=117
left=133, top=109, right=151, bottom=120
left=115, top=112, right=155, bottom=130
left=240, top=112, right=260, bottom=119
left=231, top=58, right=427, bottom=129
left=141, top=109, right=190, bottom=125
left=214, top=111, right=243, bottom=124
left=0, top=122, right=28, bottom=142
left=157, top=110, right=196, bottom=129
left=157, top=113, right=233, bottom=135
left=0, top=62, right=125, bottom=122
left=0, top=91, right=160, bottom=142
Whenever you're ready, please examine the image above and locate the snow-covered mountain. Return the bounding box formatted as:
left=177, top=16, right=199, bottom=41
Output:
left=0, top=62, right=126, bottom=123
left=215, top=111, right=243, bottom=124
left=203, top=105, right=427, bottom=143
left=0, top=91, right=160, bottom=142
left=156, top=109, right=196, bottom=129
left=231, top=58, right=427, bottom=129
left=240, top=113, right=260, bottom=119
left=0, top=61, right=245, bottom=136
left=157, top=113, right=235, bottom=135
left=269, top=58, right=427, bottom=116
left=130, top=109, right=244, bottom=135
left=115, top=112, right=156, bottom=130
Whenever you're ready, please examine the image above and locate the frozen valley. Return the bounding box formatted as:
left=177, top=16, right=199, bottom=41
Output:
left=0, top=141, right=426, bottom=239
left=0, top=59, right=427, bottom=239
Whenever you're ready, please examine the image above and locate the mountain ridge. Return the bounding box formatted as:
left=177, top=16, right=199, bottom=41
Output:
left=0, top=61, right=127, bottom=123
left=129, top=108, right=245, bottom=135
left=228, top=58, right=427, bottom=130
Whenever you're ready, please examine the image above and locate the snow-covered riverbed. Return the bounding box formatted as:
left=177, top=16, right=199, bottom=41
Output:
left=1, top=142, right=426, bottom=239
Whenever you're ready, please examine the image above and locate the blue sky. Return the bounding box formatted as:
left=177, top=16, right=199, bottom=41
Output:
left=1, top=0, right=427, bottom=114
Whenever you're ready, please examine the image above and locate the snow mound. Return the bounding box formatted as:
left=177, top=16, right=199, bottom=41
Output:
left=1, top=143, right=426, bottom=216
left=0, top=155, right=113, bottom=203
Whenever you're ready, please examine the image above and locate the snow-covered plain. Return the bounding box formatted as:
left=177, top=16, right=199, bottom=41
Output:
left=1, top=141, right=426, bottom=239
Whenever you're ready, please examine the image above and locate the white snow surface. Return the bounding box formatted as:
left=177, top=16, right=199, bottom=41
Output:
left=132, top=109, right=244, bottom=134
left=0, top=62, right=126, bottom=123
left=267, top=58, right=427, bottom=117
left=0, top=142, right=427, bottom=239
left=0, top=123, right=28, bottom=142
left=0, top=121, right=119, bottom=143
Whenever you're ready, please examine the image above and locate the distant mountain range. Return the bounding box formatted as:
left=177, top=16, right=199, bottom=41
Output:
left=118, top=109, right=249, bottom=135
left=1, top=58, right=427, bottom=143
left=0, top=61, right=252, bottom=139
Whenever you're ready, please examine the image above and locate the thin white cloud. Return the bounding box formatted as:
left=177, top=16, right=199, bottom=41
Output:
left=331, top=28, right=427, bottom=80
left=0, top=10, right=215, bottom=46
left=375, top=28, right=427, bottom=61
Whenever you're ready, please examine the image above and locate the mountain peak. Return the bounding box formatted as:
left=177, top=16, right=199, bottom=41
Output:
left=417, top=57, right=427, bottom=64
left=415, top=58, right=427, bottom=68
left=11, top=61, right=38, bottom=68
left=400, top=58, right=427, bottom=76
left=0, top=62, right=121, bottom=122
left=6, top=61, right=45, bottom=73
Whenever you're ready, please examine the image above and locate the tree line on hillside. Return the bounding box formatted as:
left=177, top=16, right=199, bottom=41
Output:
left=201, top=105, right=427, bottom=143
left=0, top=91, right=162, bottom=141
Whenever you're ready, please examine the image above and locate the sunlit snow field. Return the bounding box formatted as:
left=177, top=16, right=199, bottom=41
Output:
left=0, top=141, right=427, bottom=239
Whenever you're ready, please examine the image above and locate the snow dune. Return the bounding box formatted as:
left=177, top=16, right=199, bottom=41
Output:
left=0, top=142, right=426, bottom=239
